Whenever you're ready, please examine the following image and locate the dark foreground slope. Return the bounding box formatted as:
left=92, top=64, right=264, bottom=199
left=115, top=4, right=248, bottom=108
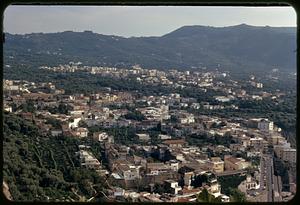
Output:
left=3, top=112, right=107, bottom=201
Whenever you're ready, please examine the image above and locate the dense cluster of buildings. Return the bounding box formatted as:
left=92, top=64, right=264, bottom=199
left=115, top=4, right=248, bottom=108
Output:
left=3, top=65, right=296, bottom=202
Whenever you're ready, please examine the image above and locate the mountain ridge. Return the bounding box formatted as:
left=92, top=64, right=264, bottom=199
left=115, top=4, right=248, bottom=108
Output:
left=5, top=24, right=296, bottom=37
left=4, top=24, right=296, bottom=73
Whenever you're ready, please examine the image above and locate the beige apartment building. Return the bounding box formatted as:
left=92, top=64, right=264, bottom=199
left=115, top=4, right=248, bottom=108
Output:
left=209, top=157, right=224, bottom=173
left=224, top=155, right=250, bottom=171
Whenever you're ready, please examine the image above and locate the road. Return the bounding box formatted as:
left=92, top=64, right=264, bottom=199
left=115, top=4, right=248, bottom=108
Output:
left=261, top=153, right=282, bottom=202
left=259, top=153, right=265, bottom=193
left=273, top=174, right=282, bottom=201
left=259, top=153, right=274, bottom=202
left=269, top=155, right=274, bottom=202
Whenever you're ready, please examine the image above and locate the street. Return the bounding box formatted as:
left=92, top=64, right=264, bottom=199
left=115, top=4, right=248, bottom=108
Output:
left=260, top=153, right=282, bottom=202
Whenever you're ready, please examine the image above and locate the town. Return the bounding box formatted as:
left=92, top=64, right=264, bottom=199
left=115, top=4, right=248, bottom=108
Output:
left=3, top=64, right=296, bottom=202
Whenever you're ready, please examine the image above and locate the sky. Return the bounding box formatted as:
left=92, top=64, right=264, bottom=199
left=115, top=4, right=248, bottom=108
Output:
left=4, top=5, right=297, bottom=37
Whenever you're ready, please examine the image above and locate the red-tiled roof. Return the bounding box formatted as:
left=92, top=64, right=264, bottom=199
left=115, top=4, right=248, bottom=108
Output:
left=225, top=157, right=241, bottom=164
left=163, top=139, right=186, bottom=145
left=176, top=197, right=191, bottom=202
left=180, top=187, right=201, bottom=195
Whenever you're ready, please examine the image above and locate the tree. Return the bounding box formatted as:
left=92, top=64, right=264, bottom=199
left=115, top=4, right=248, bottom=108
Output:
left=19, top=100, right=36, bottom=113
left=58, top=103, right=72, bottom=114
left=191, top=174, right=209, bottom=188
left=46, top=118, right=62, bottom=129
left=197, top=188, right=222, bottom=203
left=228, top=188, right=247, bottom=202
left=170, top=115, right=178, bottom=123
left=124, top=111, right=145, bottom=121
left=154, top=183, right=165, bottom=195
left=218, top=174, right=246, bottom=195
left=210, top=122, right=218, bottom=128
left=78, top=120, right=88, bottom=128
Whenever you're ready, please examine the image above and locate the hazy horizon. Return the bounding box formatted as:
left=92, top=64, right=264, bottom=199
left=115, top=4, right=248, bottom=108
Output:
left=4, top=6, right=296, bottom=37
left=4, top=23, right=297, bottom=38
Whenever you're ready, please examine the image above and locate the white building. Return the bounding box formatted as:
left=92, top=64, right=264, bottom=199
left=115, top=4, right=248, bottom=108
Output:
left=274, top=142, right=296, bottom=164
left=178, top=113, right=195, bottom=124
left=76, top=150, right=101, bottom=169
left=117, top=164, right=141, bottom=181
left=281, top=148, right=297, bottom=163
left=164, top=180, right=182, bottom=195
left=73, top=127, right=88, bottom=138
left=256, top=83, right=263, bottom=88
left=4, top=105, right=12, bottom=112
left=258, top=119, right=274, bottom=131
left=158, top=134, right=172, bottom=140
left=238, top=175, right=260, bottom=197
left=137, top=133, right=150, bottom=141
left=215, top=96, right=231, bottom=102
left=51, top=129, right=63, bottom=137
left=68, top=117, right=82, bottom=129
left=93, top=132, right=109, bottom=141
left=191, top=103, right=201, bottom=109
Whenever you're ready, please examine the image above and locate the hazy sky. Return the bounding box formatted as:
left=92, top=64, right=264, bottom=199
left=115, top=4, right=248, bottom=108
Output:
left=4, top=5, right=297, bottom=37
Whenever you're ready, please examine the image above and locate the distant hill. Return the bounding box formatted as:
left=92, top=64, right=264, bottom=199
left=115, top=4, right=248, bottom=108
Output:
left=4, top=24, right=296, bottom=73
